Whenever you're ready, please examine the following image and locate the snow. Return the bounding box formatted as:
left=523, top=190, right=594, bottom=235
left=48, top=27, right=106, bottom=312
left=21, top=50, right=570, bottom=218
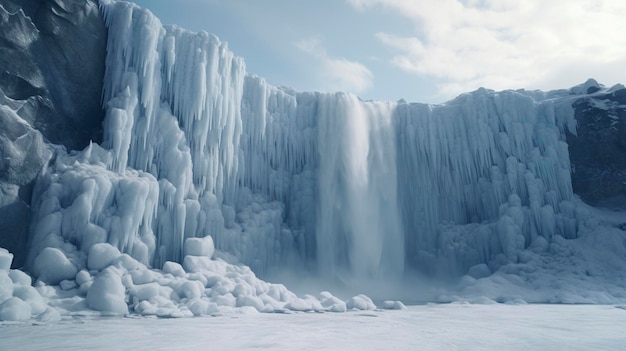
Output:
left=2, top=305, right=625, bottom=350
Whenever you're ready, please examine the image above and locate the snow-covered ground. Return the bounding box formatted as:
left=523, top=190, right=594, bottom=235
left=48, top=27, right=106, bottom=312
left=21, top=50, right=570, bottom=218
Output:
left=2, top=304, right=625, bottom=350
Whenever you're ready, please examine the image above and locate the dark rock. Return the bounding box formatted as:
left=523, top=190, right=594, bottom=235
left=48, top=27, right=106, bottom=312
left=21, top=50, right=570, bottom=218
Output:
left=567, top=88, right=626, bottom=208
left=0, top=0, right=107, bottom=267
left=5, top=0, right=108, bottom=149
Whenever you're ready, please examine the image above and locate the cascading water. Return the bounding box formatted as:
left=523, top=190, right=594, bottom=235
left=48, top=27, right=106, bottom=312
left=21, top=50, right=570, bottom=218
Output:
left=317, top=94, right=404, bottom=278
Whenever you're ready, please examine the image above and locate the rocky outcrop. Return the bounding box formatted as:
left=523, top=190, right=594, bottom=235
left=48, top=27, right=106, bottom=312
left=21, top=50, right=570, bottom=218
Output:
left=567, top=84, right=626, bottom=209
left=1, top=0, right=106, bottom=148
left=0, top=0, right=107, bottom=267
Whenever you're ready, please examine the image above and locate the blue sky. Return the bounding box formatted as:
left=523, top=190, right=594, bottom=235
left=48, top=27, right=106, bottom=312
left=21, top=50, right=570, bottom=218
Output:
left=132, top=0, right=626, bottom=104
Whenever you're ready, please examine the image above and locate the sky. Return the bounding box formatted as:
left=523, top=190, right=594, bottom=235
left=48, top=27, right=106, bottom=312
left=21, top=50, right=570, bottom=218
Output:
left=132, top=0, right=626, bottom=104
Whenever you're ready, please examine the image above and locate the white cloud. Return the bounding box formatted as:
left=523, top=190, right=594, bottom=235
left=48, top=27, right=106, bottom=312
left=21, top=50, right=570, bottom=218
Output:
left=348, top=0, right=626, bottom=98
left=295, top=37, right=373, bottom=94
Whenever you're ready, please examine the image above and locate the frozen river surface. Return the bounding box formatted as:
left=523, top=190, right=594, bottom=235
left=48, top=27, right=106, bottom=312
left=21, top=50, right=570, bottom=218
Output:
left=2, top=304, right=625, bottom=350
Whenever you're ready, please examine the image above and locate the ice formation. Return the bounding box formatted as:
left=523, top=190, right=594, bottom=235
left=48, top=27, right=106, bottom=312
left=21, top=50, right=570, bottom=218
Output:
left=0, top=248, right=57, bottom=321
left=1, top=0, right=626, bottom=321
left=22, top=1, right=600, bottom=279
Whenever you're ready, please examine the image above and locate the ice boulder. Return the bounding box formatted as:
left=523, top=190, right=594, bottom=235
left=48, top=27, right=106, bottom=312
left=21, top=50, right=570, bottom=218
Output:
left=36, top=308, right=61, bottom=323
left=134, top=300, right=158, bottom=315
left=75, top=270, right=92, bottom=286
left=0, top=271, right=13, bottom=303
left=162, top=261, right=186, bottom=277
left=182, top=255, right=214, bottom=273
left=283, top=298, right=315, bottom=312
left=13, top=285, right=47, bottom=315
left=0, top=248, right=13, bottom=271
left=319, top=291, right=347, bottom=312
left=346, top=294, right=376, bottom=310
left=184, top=236, right=215, bottom=258
left=88, top=243, right=122, bottom=271
left=32, top=247, right=78, bottom=285
left=9, top=270, right=32, bottom=286
left=0, top=297, right=31, bottom=321
left=86, top=268, right=128, bottom=315
left=115, top=254, right=146, bottom=271
left=381, top=300, right=407, bottom=310
left=467, top=264, right=492, bottom=279
left=188, top=299, right=219, bottom=316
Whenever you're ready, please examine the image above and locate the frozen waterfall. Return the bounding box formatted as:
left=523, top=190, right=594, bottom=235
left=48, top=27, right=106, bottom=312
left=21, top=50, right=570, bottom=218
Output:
left=26, top=1, right=583, bottom=282
left=316, top=94, right=404, bottom=278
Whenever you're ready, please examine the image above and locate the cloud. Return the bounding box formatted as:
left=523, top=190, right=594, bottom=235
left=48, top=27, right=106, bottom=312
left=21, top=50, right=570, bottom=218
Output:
left=348, top=0, right=626, bottom=98
left=295, top=37, right=373, bottom=94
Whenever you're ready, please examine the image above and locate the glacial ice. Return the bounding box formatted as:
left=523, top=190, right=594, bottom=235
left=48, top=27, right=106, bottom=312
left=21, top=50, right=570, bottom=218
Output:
left=1, top=0, right=625, bottom=321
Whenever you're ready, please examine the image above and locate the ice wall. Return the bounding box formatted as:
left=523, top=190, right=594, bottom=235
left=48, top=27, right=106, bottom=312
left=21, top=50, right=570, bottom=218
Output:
left=396, top=91, right=578, bottom=274
left=26, top=0, right=583, bottom=281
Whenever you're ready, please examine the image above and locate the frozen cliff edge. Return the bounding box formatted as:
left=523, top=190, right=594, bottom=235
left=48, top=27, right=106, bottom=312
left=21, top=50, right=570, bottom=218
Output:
left=1, top=0, right=626, bottom=321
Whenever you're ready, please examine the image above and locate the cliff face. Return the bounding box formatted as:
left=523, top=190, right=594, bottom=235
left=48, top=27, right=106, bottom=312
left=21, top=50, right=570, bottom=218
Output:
left=567, top=86, right=626, bottom=209
left=0, top=0, right=106, bottom=266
